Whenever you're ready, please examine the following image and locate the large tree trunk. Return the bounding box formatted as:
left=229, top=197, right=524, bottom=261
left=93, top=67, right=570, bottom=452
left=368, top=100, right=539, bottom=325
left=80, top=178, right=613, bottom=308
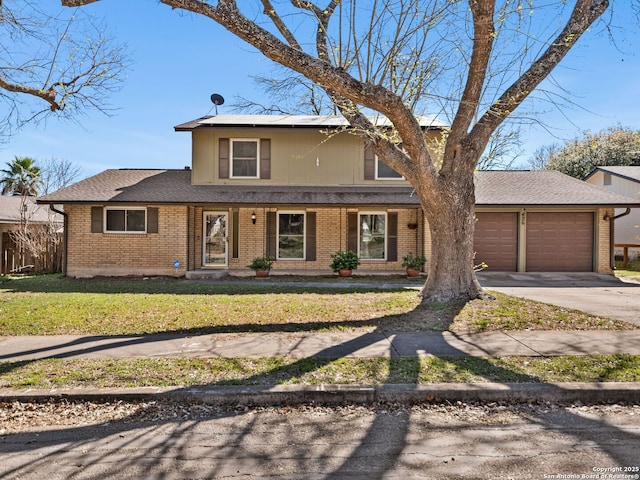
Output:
left=418, top=169, right=486, bottom=303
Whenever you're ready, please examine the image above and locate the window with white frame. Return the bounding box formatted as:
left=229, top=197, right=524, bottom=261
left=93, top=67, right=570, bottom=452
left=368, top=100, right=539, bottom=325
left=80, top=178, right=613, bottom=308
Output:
left=231, top=139, right=259, bottom=178
left=278, top=212, right=305, bottom=259
left=375, top=156, right=403, bottom=180
left=359, top=212, right=386, bottom=259
left=105, top=207, right=146, bottom=233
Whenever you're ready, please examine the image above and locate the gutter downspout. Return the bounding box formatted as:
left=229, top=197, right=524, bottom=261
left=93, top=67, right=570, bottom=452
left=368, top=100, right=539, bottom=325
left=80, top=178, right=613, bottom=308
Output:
left=49, top=204, right=68, bottom=276
left=605, top=208, right=631, bottom=270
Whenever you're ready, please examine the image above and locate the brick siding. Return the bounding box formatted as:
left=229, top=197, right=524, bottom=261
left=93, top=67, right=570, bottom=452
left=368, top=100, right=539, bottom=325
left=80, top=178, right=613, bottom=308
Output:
left=65, top=204, right=188, bottom=277
left=63, top=204, right=613, bottom=277
left=597, top=208, right=613, bottom=274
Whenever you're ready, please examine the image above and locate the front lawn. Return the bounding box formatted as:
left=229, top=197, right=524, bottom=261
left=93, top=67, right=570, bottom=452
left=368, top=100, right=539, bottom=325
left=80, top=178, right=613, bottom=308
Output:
left=0, top=274, right=635, bottom=335
left=2, top=274, right=638, bottom=389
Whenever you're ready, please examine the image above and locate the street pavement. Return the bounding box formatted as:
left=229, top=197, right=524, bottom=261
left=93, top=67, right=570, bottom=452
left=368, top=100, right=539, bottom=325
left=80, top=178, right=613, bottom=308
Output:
left=1, top=402, right=639, bottom=479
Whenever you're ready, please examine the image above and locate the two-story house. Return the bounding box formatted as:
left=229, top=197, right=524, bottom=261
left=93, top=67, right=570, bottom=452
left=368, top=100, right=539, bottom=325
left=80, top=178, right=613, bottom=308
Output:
left=37, top=115, right=640, bottom=277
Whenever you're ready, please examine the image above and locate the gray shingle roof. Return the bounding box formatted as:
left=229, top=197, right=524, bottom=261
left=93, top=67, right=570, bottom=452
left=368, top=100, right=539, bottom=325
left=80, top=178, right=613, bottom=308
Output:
left=37, top=169, right=420, bottom=206
left=37, top=169, right=640, bottom=208
left=0, top=196, right=59, bottom=223
left=474, top=170, right=640, bottom=206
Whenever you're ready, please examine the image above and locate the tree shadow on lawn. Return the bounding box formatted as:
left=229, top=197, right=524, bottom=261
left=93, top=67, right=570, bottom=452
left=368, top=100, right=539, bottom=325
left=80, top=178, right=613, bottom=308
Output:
left=1, top=302, right=639, bottom=478
left=0, top=299, right=464, bottom=365
left=0, top=273, right=424, bottom=295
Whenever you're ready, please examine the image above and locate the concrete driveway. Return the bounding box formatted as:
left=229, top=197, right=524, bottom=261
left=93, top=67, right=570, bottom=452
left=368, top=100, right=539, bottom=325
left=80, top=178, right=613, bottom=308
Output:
left=477, top=272, right=640, bottom=326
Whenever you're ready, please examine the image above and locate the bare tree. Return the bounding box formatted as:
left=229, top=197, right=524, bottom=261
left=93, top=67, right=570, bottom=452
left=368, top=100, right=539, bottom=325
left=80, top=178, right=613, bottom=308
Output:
left=9, top=194, right=63, bottom=272
left=0, top=0, right=128, bottom=141
left=39, top=157, right=82, bottom=195
left=231, top=70, right=336, bottom=116
left=61, top=0, right=613, bottom=302
left=478, top=125, right=522, bottom=170
left=526, top=144, right=561, bottom=171
left=235, top=71, right=520, bottom=170
left=2, top=155, right=75, bottom=272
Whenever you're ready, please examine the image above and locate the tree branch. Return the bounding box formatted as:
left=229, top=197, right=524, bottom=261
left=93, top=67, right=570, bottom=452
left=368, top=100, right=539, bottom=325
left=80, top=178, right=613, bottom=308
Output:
left=443, top=0, right=495, bottom=171
left=156, top=0, right=430, bottom=173
left=0, top=76, right=60, bottom=111
left=471, top=0, right=609, bottom=148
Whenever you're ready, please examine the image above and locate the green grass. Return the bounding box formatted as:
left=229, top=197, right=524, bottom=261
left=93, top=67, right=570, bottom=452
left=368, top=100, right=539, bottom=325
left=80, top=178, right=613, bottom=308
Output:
left=0, top=275, right=422, bottom=335
left=2, top=355, right=638, bottom=388
left=614, top=259, right=640, bottom=283
left=0, top=275, right=635, bottom=335
left=1, top=274, right=638, bottom=388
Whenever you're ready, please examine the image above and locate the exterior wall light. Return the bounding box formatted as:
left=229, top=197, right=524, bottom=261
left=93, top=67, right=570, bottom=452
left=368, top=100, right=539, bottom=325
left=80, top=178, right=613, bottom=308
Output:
left=251, top=211, right=256, bottom=224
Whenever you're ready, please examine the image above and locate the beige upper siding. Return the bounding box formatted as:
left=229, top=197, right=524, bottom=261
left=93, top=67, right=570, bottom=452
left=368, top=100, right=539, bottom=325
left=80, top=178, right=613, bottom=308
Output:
left=191, top=127, right=440, bottom=187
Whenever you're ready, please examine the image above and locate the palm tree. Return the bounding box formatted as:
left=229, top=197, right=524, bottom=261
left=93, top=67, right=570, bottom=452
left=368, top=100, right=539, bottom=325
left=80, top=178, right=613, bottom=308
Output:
left=1, top=156, right=42, bottom=196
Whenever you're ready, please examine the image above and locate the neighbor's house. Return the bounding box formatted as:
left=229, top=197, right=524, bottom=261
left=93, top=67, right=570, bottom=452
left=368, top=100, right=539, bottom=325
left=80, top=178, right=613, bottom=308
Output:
left=0, top=195, right=62, bottom=274
left=37, top=115, right=640, bottom=278
left=585, top=166, right=640, bottom=261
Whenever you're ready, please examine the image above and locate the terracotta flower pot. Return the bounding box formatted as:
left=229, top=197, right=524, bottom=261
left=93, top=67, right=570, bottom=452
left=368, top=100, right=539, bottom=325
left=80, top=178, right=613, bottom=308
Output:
left=338, top=268, right=352, bottom=277
left=406, top=268, right=420, bottom=277
left=256, top=269, right=270, bottom=277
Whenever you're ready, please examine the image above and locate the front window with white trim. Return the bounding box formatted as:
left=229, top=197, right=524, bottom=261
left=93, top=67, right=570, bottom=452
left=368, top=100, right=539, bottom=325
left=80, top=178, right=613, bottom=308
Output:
left=376, top=156, right=403, bottom=180
left=105, top=207, right=146, bottom=233
left=359, top=212, right=386, bottom=259
left=278, top=212, right=305, bottom=259
left=231, top=139, right=259, bottom=178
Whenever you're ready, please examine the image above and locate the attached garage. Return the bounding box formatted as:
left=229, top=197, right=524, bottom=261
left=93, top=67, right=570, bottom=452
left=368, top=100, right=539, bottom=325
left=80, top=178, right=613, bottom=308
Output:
left=525, top=212, right=594, bottom=272
left=471, top=170, right=640, bottom=274
left=474, top=212, right=518, bottom=271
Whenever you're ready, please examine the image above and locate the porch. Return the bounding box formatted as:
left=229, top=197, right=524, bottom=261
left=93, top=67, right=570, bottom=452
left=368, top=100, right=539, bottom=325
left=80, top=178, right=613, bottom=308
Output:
left=185, top=268, right=415, bottom=280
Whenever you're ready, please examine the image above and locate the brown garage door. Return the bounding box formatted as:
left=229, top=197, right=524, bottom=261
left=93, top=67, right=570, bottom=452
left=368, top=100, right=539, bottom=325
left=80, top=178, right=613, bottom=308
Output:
left=526, top=212, right=593, bottom=272
left=474, top=212, right=518, bottom=271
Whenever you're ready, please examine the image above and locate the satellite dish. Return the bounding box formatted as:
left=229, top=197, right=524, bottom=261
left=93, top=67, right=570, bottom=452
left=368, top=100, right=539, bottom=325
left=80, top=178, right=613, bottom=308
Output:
left=210, top=93, right=224, bottom=115
left=210, top=93, right=225, bottom=106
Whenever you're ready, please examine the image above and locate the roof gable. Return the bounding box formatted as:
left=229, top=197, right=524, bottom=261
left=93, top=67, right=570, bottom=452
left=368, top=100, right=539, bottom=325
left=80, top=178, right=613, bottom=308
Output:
left=584, top=166, right=640, bottom=184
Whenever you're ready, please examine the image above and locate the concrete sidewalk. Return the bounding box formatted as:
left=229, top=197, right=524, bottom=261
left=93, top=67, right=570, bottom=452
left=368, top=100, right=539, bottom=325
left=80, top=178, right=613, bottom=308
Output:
left=2, top=329, right=640, bottom=405
left=2, top=330, right=640, bottom=362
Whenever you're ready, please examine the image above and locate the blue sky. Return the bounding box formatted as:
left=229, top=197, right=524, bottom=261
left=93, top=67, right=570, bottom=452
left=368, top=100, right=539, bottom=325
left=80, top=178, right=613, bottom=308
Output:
left=3, top=1, right=640, bottom=179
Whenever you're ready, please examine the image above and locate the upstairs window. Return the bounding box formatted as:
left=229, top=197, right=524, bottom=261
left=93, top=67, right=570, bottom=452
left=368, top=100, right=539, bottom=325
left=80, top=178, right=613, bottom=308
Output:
left=364, top=145, right=404, bottom=180
left=376, top=157, right=404, bottom=180
left=231, top=139, right=259, bottom=178
left=105, top=207, right=146, bottom=233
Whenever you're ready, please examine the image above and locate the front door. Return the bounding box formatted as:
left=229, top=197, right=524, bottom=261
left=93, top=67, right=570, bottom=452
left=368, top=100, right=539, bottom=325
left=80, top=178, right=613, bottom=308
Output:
left=203, top=212, right=228, bottom=267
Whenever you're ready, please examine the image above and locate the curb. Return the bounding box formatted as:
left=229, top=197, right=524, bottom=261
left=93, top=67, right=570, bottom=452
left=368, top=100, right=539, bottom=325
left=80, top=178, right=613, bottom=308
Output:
left=2, top=382, right=640, bottom=406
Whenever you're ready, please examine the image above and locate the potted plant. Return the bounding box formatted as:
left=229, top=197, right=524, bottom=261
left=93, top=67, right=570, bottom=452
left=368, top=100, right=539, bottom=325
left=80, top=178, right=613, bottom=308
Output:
left=248, top=255, right=275, bottom=277
left=330, top=250, right=360, bottom=277
left=402, top=252, right=426, bottom=277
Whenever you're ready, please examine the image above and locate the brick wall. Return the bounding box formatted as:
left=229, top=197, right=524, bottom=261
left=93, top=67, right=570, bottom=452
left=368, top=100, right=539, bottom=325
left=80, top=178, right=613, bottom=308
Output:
left=64, top=204, right=613, bottom=277
left=597, top=208, right=613, bottom=274
left=65, top=204, right=188, bottom=277
left=230, top=207, right=421, bottom=273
